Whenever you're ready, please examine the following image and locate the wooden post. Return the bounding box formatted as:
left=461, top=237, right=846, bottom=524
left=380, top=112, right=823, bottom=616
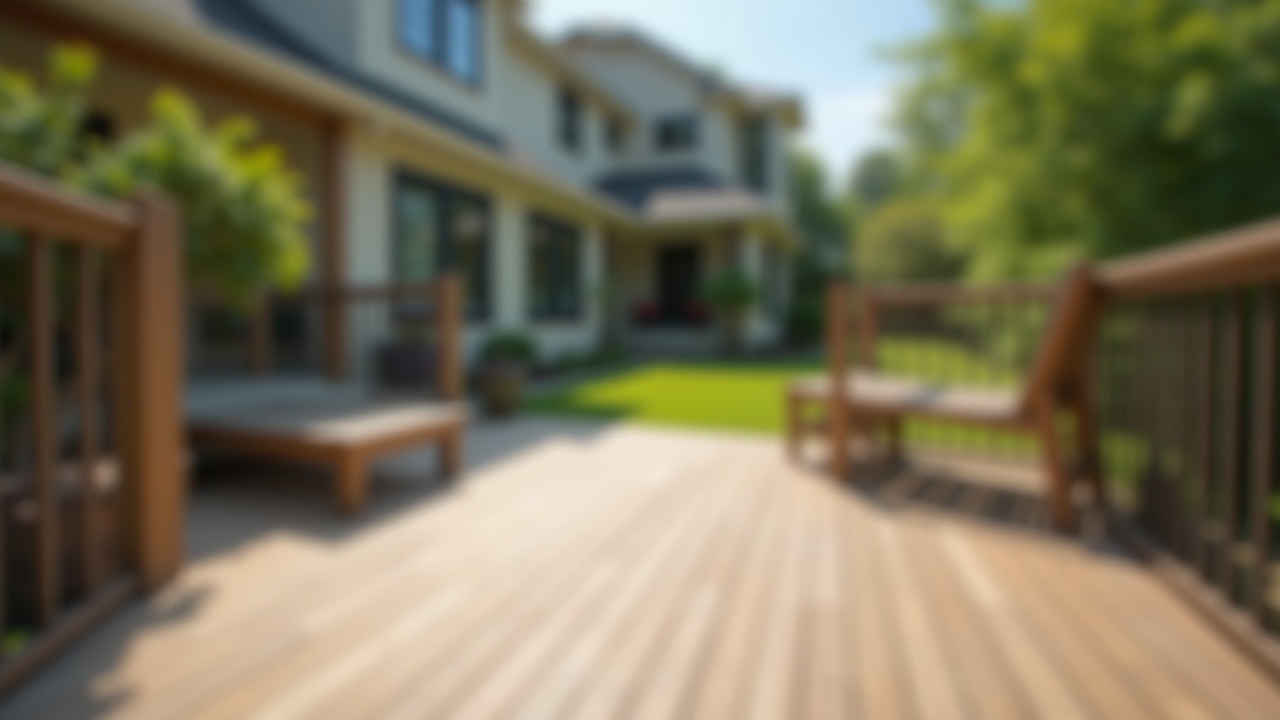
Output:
left=437, top=274, right=464, bottom=401
left=28, top=238, right=59, bottom=627
left=76, top=249, right=103, bottom=594
left=117, top=195, right=185, bottom=591
left=248, top=295, right=272, bottom=377
left=858, top=290, right=878, bottom=370
left=321, top=118, right=349, bottom=382
left=827, top=282, right=851, bottom=479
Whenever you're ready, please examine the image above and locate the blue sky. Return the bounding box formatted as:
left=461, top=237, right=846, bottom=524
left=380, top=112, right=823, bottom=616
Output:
left=530, top=0, right=942, bottom=185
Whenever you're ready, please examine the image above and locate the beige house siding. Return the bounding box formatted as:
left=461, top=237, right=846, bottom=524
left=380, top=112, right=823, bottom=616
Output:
left=355, top=0, right=505, bottom=133
left=498, top=47, right=613, bottom=187
left=244, top=0, right=357, bottom=64
left=344, top=128, right=607, bottom=363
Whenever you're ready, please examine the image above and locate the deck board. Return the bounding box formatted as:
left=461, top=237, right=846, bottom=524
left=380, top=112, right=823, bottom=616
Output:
left=4, top=419, right=1280, bottom=720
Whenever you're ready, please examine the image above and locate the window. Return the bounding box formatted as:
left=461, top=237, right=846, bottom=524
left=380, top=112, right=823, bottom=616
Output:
left=654, top=113, right=698, bottom=152
left=393, top=172, right=491, bottom=321
left=399, top=0, right=483, bottom=85
left=528, top=214, right=583, bottom=321
left=740, top=116, right=770, bottom=191
left=558, top=87, right=582, bottom=152
left=605, top=117, right=626, bottom=155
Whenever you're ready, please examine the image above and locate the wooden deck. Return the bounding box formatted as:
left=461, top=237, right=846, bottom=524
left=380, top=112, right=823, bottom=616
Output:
left=4, top=419, right=1280, bottom=719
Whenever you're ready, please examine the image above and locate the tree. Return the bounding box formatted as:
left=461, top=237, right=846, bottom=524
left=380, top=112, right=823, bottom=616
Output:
left=898, top=0, right=1280, bottom=281
left=0, top=45, right=310, bottom=303
left=857, top=197, right=965, bottom=282
left=848, top=148, right=904, bottom=215
left=785, top=148, right=849, bottom=345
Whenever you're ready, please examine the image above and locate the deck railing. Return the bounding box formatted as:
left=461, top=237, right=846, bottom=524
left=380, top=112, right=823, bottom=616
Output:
left=830, top=215, right=1280, bottom=676
left=189, top=277, right=464, bottom=401
left=0, top=163, right=184, bottom=693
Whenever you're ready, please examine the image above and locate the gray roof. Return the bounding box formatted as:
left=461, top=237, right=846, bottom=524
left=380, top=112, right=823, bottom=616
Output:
left=595, top=167, right=769, bottom=223
left=189, top=0, right=505, bottom=149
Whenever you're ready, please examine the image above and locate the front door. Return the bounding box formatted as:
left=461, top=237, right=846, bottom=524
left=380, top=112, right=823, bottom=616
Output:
left=656, top=243, right=702, bottom=324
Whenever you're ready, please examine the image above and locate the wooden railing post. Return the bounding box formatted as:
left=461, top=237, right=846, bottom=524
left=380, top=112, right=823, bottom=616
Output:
left=248, top=295, right=272, bottom=377
left=27, top=237, right=58, bottom=628
left=858, top=290, right=878, bottom=370
left=436, top=273, right=464, bottom=401
left=117, top=195, right=185, bottom=591
left=827, top=281, right=851, bottom=479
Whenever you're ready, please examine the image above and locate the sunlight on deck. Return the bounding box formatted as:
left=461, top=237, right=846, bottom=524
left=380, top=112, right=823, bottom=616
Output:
left=4, top=419, right=1279, bottom=719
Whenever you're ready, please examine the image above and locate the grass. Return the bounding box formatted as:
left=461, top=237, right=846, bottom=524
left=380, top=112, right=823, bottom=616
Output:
left=527, top=358, right=821, bottom=435
left=526, top=337, right=1021, bottom=438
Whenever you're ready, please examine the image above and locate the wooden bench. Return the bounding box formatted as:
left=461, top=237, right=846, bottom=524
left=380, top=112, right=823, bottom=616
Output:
left=189, top=397, right=466, bottom=515
left=789, top=267, right=1104, bottom=530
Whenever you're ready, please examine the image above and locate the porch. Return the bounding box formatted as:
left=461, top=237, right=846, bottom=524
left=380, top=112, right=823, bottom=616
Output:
left=607, top=223, right=792, bottom=356
left=4, top=418, right=1279, bottom=719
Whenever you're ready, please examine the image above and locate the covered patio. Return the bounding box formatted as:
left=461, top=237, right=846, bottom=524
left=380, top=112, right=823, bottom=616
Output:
left=4, top=418, right=1278, bottom=719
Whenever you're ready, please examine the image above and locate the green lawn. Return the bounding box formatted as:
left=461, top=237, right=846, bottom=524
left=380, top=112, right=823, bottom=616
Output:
left=527, top=359, right=822, bottom=435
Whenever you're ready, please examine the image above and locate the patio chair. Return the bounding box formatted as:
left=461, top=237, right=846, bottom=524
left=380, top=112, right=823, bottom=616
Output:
left=786, top=266, right=1105, bottom=531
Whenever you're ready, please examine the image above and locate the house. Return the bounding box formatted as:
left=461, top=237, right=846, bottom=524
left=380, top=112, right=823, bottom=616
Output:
left=0, top=0, right=803, bottom=366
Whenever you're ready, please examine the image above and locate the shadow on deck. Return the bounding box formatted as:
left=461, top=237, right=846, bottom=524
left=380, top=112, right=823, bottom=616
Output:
left=3, top=418, right=1279, bottom=719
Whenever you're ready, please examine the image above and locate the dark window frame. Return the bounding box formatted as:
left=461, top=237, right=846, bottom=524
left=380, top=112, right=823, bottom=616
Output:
left=391, top=169, right=492, bottom=322
left=654, top=113, right=699, bottom=153
left=558, top=87, right=583, bottom=153
left=397, top=0, right=485, bottom=88
left=740, top=115, right=770, bottom=191
left=527, top=213, right=584, bottom=322
left=605, top=117, right=627, bottom=155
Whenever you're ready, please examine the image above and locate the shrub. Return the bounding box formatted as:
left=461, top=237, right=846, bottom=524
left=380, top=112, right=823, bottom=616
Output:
left=481, top=331, right=538, bottom=366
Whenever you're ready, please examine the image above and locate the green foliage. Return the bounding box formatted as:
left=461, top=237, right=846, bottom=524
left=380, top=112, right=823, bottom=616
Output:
left=897, top=0, right=1280, bottom=281
left=848, top=148, right=904, bottom=215
left=481, top=330, right=538, bottom=366
left=0, top=46, right=311, bottom=304
left=790, top=148, right=849, bottom=251
left=0, top=44, right=97, bottom=176
left=857, top=197, right=965, bottom=282
left=785, top=149, right=849, bottom=346
left=701, top=269, right=759, bottom=313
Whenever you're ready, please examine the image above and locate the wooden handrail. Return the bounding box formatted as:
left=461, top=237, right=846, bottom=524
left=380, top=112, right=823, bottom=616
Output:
left=0, top=166, right=185, bottom=693
left=862, top=282, right=1056, bottom=306
left=1098, top=215, right=1280, bottom=297
left=0, top=162, right=136, bottom=249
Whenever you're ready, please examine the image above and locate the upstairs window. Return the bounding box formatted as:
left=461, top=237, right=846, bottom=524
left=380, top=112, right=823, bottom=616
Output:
left=399, top=0, right=483, bottom=86
left=740, top=116, right=770, bottom=191
left=558, top=87, right=582, bottom=152
left=528, top=214, right=583, bottom=321
left=606, top=118, right=627, bottom=155
left=654, top=113, right=698, bottom=152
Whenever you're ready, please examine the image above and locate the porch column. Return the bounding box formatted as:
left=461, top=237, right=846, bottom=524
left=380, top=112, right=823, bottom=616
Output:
left=738, top=227, right=770, bottom=349
left=585, top=223, right=607, bottom=347
left=493, top=191, right=526, bottom=331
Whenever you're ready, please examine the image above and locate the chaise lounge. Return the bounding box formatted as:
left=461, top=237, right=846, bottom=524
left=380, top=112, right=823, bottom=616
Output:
left=787, top=267, right=1105, bottom=530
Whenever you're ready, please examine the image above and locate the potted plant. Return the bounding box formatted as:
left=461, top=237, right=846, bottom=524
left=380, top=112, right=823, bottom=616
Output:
left=477, top=331, right=537, bottom=417
left=702, top=269, right=759, bottom=355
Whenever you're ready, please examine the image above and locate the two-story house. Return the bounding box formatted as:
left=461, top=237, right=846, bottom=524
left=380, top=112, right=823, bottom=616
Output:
left=0, top=0, right=803, bottom=363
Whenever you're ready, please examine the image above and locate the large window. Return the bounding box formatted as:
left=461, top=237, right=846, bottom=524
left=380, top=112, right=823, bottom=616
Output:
left=528, top=214, right=583, bottom=321
left=654, top=113, right=698, bottom=152
left=605, top=117, right=627, bottom=155
left=740, top=116, right=770, bottom=191
left=393, top=172, right=491, bottom=321
left=558, top=87, right=582, bottom=152
left=399, top=0, right=483, bottom=85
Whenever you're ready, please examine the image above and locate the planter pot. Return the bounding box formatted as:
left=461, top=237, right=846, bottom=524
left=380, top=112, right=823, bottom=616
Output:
left=478, top=362, right=526, bottom=418
left=376, top=341, right=438, bottom=390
